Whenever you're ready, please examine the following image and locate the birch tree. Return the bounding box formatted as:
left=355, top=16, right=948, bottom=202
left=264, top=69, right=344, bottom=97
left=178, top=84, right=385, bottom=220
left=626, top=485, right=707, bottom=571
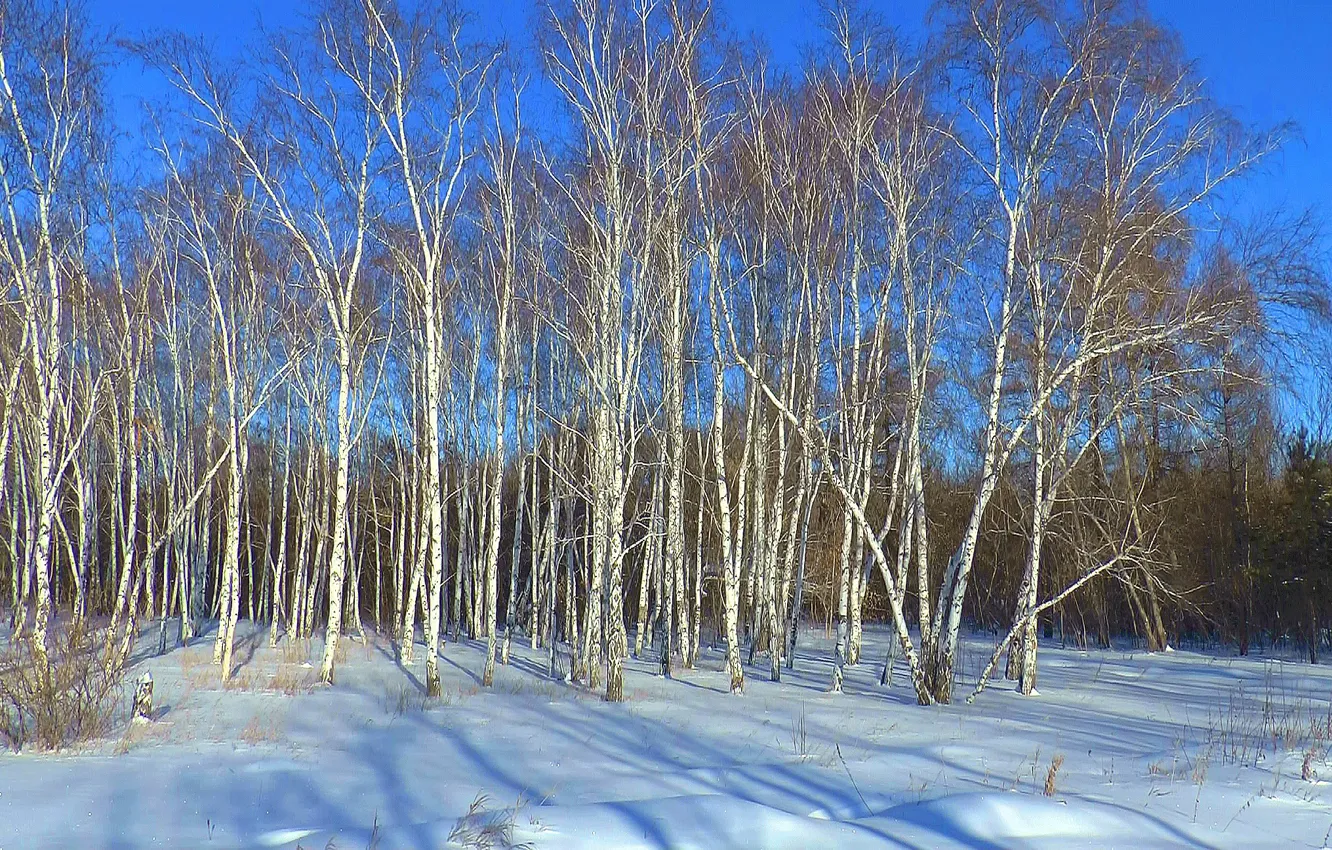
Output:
left=0, top=0, right=102, bottom=661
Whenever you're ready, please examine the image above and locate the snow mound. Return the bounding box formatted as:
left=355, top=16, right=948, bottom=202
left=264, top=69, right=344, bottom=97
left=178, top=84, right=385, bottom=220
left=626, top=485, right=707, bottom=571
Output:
left=256, top=795, right=880, bottom=850
left=507, top=794, right=879, bottom=850
left=869, top=792, right=1205, bottom=848
left=265, top=793, right=1208, bottom=850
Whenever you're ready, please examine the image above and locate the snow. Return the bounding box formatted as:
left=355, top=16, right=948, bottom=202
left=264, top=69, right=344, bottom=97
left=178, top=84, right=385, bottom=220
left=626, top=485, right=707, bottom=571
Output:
left=3, top=624, right=1332, bottom=848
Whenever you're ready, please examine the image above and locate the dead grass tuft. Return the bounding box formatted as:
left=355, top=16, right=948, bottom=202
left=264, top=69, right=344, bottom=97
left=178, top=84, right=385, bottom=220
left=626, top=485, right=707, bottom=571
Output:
left=223, top=670, right=259, bottom=692
left=1303, top=745, right=1324, bottom=782
left=176, top=648, right=209, bottom=676
left=448, top=794, right=533, bottom=850
left=1044, top=754, right=1064, bottom=797
left=115, top=718, right=170, bottom=755
left=383, top=683, right=432, bottom=716
left=278, top=639, right=313, bottom=666
left=239, top=714, right=281, bottom=745
left=270, top=665, right=317, bottom=696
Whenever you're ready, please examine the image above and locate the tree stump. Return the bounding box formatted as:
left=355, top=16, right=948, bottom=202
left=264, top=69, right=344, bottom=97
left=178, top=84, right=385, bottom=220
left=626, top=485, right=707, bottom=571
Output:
left=132, top=672, right=153, bottom=721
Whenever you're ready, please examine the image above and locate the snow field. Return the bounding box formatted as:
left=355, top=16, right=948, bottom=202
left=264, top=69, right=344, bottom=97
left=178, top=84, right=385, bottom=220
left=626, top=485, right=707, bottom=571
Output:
left=3, top=624, right=1332, bottom=848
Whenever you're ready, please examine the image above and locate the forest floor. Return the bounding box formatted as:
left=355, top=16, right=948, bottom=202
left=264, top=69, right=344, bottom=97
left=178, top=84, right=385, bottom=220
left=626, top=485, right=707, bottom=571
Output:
left=3, top=622, right=1332, bottom=849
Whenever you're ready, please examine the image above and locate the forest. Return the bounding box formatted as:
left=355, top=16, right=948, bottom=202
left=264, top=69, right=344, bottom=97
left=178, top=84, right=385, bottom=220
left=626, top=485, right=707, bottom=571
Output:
left=2, top=0, right=1330, bottom=712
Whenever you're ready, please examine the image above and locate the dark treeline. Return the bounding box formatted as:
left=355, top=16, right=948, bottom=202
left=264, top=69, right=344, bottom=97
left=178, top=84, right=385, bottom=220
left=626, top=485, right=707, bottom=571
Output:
left=1, top=0, right=1328, bottom=705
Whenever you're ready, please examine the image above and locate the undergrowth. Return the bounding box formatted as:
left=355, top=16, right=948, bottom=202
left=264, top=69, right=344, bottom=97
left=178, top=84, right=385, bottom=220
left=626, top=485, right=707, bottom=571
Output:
left=0, top=622, right=125, bottom=751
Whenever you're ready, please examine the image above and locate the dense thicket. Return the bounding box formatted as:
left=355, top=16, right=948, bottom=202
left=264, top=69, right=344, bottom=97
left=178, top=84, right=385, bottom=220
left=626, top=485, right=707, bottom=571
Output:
left=1, top=0, right=1327, bottom=705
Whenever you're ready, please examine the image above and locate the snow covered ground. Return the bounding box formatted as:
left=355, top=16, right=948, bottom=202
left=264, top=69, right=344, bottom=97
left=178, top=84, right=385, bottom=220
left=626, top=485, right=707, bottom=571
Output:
left=3, top=624, right=1332, bottom=849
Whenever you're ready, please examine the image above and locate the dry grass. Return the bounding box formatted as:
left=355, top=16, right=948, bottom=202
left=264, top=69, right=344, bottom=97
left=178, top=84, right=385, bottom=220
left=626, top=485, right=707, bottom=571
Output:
left=789, top=710, right=820, bottom=759
left=239, top=714, right=282, bottom=745
left=270, top=665, right=318, bottom=695
left=214, top=664, right=317, bottom=696
left=383, top=683, right=434, bottom=716
left=494, top=678, right=568, bottom=701
left=448, top=794, right=533, bottom=850
left=1044, top=754, right=1065, bottom=797
left=293, top=815, right=382, bottom=850
left=223, top=670, right=260, bottom=692
left=1134, top=664, right=1332, bottom=796
left=1200, top=665, right=1332, bottom=770
left=176, top=647, right=210, bottom=677
left=338, top=634, right=374, bottom=664
left=114, top=718, right=171, bottom=755
left=278, top=638, right=314, bottom=666
left=0, top=622, right=125, bottom=751
left=1303, top=745, right=1324, bottom=782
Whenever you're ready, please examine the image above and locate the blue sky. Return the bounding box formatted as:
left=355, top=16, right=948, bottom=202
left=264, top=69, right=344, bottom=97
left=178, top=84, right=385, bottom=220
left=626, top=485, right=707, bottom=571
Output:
left=96, top=0, right=1330, bottom=224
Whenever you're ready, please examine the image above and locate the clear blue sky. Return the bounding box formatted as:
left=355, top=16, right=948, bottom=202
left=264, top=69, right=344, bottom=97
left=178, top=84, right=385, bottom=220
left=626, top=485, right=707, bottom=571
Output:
left=96, top=0, right=1330, bottom=224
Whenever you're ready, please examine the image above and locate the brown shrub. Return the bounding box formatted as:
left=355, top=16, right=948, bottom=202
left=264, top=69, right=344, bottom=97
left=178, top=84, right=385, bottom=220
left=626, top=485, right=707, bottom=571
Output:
left=0, top=622, right=125, bottom=751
